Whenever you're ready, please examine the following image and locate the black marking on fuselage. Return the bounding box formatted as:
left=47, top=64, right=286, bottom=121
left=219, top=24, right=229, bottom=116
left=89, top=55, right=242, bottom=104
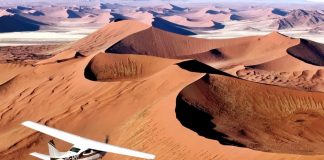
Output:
left=50, top=150, right=106, bottom=160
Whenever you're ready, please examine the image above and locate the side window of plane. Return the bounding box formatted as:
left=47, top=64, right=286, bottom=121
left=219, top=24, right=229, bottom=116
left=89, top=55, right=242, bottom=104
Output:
left=69, top=147, right=81, bottom=153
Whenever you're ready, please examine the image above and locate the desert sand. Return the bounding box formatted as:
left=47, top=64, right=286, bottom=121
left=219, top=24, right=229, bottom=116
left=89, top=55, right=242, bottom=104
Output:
left=0, top=19, right=324, bottom=160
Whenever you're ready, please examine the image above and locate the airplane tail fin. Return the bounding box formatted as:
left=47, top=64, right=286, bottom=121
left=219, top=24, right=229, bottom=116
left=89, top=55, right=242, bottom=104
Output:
left=48, top=140, right=62, bottom=158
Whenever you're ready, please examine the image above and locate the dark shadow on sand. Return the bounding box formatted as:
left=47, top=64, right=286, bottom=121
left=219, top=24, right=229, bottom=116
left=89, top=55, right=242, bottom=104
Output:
left=177, top=60, right=235, bottom=77
left=175, top=95, right=246, bottom=147
left=287, top=39, right=324, bottom=66
left=84, top=60, right=97, bottom=81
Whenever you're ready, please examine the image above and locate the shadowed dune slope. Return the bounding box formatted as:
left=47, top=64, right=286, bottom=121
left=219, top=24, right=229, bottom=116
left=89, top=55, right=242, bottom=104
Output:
left=0, top=14, right=45, bottom=33
left=287, top=39, right=324, bottom=66
left=152, top=17, right=197, bottom=35
left=159, top=15, right=223, bottom=29
left=152, top=16, right=225, bottom=35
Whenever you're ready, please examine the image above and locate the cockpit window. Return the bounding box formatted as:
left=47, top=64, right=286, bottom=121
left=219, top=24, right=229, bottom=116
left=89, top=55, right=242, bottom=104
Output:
left=70, top=147, right=81, bottom=153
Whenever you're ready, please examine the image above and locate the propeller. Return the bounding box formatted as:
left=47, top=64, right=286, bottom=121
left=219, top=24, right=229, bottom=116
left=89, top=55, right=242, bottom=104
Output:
left=105, top=135, right=109, bottom=144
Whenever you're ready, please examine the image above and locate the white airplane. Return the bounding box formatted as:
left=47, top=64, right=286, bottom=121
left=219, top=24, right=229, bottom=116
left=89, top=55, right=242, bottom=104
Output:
left=22, top=121, right=156, bottom=160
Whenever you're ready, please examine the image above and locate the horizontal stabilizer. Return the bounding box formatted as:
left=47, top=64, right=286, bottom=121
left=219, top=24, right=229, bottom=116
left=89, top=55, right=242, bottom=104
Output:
left=30, top=152, right=50, bottom=160
left=48, top=140, right=63, bottom=158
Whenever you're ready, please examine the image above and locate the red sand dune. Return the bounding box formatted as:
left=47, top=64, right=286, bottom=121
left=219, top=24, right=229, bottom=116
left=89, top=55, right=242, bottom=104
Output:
left=38, top=20, right=150, bottom=64
left=107, top=28, right=297, bottom=67
left=85, top=53, right=180, bottom=81
left=179, top=73, right=324, bottom=155
left=106, top=23, right=324, bottom=92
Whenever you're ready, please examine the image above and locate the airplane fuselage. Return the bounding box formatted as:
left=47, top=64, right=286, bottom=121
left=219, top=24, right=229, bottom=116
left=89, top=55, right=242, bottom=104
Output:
left=51, top=150, right=106, bottom=160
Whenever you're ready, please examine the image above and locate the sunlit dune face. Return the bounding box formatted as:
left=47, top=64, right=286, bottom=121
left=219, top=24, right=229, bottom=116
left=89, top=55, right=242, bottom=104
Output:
left=84, top=53, right=178, bottom=82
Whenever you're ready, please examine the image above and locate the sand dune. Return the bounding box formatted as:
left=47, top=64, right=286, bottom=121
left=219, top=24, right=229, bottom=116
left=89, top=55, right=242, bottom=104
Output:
left=236, top=68, right=324, bottom=92
left=152, top=17, right=197, bottom=35
left=231, top=38, right=324, bottom=92
left=0, top=47, right=205, bottom=160
left=89, top=12, right=112, bottom=24
left=107, top=27, right=299, bottom=67
left=110, top=11, right=154, bottom=25
left=236, top=50, right=324, bottom=92
left=183, top=8, right=235, bottom=22
left=85, top=53, right=179, bottom=81
left=27, top=10, right=45, bottom=16
left=234, top=8, right=284, bottom=20
left=66, top=9, right=83, bottom=18
left=5, top=8, right=21, bottom=14
left=0, top=14, right=45, bottom=33
left=38, top=20, right=150, bottom=64
left=9, top=6, right=45, bottom=16
left=100, top=3, right=125, bottom=10
left=168, top=4, right=188, bottom=12
left=107, top=23, right=259, bottom=58
left=107, top=21, right=324, bottom=91
left=161, top=15, right=215, bottom=28
left=250, top=54, right=322, bottom=72
left=3, top=5, right=112, bottom=28
left=0, top=19, right=324, bottom=160
left=288, top=39, right=324, bottom=66
left=179, top=73, right=324, bottom=155
left=40, top=6, right=69, bottom=18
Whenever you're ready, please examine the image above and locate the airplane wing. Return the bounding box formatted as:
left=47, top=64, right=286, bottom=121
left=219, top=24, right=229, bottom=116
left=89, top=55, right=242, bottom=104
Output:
left=22, top=121, right=155, bottom=160
left=30, top=152, right=50, bottom=160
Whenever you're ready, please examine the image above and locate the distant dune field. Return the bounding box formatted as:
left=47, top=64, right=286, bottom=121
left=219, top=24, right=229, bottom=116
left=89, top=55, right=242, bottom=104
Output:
left=0, top=2, right=323, bottom=45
